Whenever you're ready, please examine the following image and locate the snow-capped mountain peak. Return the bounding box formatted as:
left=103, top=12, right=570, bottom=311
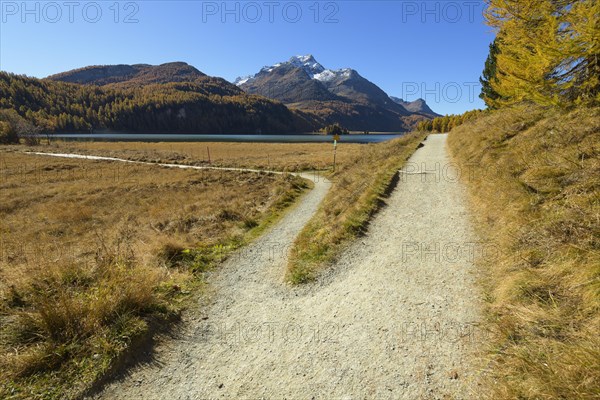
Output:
left=288, top=54, right=325, bottom=75
left=231, top=55, right=441, bottom=131
left=292, top=54, right=316, bottom=63
left=234, top=55, right=355, bottom=86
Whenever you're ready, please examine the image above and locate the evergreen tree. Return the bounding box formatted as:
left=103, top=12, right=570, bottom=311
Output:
left=480, top=38, right=502, bottom=108
left=323, top=123, right=349, bottom=135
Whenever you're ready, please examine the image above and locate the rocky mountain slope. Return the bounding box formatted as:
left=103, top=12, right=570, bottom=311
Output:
left=235, top=55, right=439, bottom=131
left=389, top=96, right=441, bottom=117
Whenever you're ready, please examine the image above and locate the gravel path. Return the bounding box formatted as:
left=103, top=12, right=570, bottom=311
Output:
left=89, top=133, right=483, bottom=399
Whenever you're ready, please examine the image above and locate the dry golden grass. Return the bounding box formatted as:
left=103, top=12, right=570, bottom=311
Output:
left=28, top=141, right=366, bottom=172
left=287, top=132, right=427, bottom=283
left=0, top=152, right=308, bottom=399
left=448, top=105, right=600, bottom=399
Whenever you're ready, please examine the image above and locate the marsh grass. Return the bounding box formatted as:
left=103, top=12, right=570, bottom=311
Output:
left=20, top=141, right=366, bottom=172
left=0, top=152, right=307, bottom=399
left=448, top=105, right=600, bottom=399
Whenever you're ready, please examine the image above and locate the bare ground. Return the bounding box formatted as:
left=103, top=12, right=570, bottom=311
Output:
left=87, top=134, right=483, bottom=399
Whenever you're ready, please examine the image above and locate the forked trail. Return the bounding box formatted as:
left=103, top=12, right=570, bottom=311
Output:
left=79, top=134, right=483, bottom=399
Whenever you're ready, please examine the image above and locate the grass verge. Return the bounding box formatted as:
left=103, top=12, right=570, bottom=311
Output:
left=447, top=104, right=600, bottom=399
left=286, top=131, right=427, bottom=283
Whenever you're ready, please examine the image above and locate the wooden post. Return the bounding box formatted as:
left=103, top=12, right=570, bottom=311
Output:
left=333, top=139, right=337, bottom=172
left=207, top=146, right=211, bottom=164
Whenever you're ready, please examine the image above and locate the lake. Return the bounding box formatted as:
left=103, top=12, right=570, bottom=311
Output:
left=48, top=133, right=405, bottom=144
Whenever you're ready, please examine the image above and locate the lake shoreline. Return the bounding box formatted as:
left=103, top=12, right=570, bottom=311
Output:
left=45, top=133, right=406, bottom=144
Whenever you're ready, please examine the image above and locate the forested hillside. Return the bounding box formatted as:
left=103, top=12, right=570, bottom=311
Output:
left=0, top=72, right=315, bottom=140
left=46, top=62, right=207, bottom=86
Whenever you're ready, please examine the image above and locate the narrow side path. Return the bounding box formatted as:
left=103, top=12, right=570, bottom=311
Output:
left=26, top=151, right=293, bottom=175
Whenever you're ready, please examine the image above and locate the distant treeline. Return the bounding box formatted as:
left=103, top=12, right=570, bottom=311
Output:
left=0, top=72, right=314, bottom=143
left=416, top=110, right=484, bottom=133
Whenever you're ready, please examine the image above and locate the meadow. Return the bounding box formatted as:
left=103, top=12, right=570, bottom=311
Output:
left=0, top=135, right=429, bottom=398
left=31, top=140, right=366, bottom=172
left=0, top=149, right=308, bottom=398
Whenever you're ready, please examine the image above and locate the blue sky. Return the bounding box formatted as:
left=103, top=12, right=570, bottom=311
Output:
left=0, top=1, right=495, bottom=114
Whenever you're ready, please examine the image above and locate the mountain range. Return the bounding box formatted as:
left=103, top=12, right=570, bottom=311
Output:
left=234, top=55, right=439, bottom=131
left=0, top=57, right=440, bottom=136
left=0, top=63, right=314, bottom=135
